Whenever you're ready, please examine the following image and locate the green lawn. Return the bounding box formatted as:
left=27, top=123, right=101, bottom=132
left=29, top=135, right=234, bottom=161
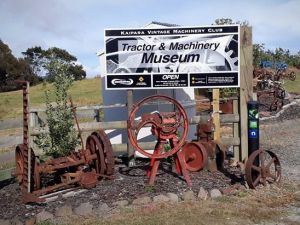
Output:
left=283, top=72, right=300, bottom=93
left=0, top=78, right=102, bottom=120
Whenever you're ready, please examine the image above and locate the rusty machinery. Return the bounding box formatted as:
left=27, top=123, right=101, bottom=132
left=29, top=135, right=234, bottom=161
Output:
left=182, top=117, right=225, bottom=173
left=257, top=81, right=286, bottom=112
left=14, top=81, right=115, bottom=203
left=127, top=95, right=192, bottom=186
left=184, top=116, right=281, bottom=189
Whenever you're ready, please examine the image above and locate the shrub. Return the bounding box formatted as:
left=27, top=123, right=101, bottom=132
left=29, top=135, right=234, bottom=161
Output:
left=34, top=59, right=79, bottom=158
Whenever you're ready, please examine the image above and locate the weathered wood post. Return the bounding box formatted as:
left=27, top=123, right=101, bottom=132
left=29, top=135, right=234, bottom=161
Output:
left=233, top=99, right=240, bottom=161
left=127, top=90, right=135, bottom=166
left=239, top=25, right=253, bottom=162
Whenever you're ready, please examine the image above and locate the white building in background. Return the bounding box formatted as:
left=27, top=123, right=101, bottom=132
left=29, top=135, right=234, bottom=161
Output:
left=98, top=22, right=197, bottom=154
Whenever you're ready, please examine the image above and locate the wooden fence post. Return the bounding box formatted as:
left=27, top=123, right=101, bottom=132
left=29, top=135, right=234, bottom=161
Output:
left=212, top=89, right=220, bottom=141
left=233, top=99, right=240, bottom=161
left=127, top=90, right=135, bottom=166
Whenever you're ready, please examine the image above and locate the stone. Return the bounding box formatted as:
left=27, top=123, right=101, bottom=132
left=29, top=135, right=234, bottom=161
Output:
left=182, top=190, right=195, bottom=201
left=112, top=200, right=129, bottom=207
left=94, top=203, right=110, bottom=216
left=197, top=187, right=208, bottom=200
left=166, top=193, right=179, bottom=203
left=74, top=202, right=93, bottom=216
left=55, top=205, right=73, bottom=217
left=62, top=189, right=87, bottom=199
left=25, top=217, right=36, bottom=225
left=36, top=210, right=54, bottom=222
left=209, top=189, right=222, bottom=199
left=221, top=187, right=236, bottom=195
left=132, top=196, right=152, bottom=205
left=153, top=194, right=170, bottom=203
left=0, top=219, right=11, bottom=225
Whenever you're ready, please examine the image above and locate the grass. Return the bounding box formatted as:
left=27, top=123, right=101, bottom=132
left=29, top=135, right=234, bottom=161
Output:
left=0, top=78, right=102, bottom=120
left=0, top=161, right=15, bottom=170
left=283, top=72, right=300, bottom=93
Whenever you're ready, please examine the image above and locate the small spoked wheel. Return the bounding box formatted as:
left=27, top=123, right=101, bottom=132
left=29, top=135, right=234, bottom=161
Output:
left=245, top=149, right=281, bottom=189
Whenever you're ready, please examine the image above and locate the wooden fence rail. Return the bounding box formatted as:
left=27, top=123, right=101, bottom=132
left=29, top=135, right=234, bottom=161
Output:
left=1, top=98, right=241, bottom=182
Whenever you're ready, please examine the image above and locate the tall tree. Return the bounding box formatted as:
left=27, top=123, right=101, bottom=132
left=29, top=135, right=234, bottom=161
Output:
left=23, top=46, right=86, bottom=82
left=0, top=40, right=37, bottom=92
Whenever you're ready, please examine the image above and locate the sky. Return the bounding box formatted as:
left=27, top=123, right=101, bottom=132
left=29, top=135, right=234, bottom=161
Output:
left=0, top=0, right=299, bottom=78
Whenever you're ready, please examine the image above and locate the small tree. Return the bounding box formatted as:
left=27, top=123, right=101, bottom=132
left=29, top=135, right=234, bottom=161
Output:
left=35, top=59, right=79, bottom=158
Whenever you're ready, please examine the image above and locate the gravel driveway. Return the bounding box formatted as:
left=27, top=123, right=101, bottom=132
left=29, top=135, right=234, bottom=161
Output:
left=260, top=118, right=300, bottom=182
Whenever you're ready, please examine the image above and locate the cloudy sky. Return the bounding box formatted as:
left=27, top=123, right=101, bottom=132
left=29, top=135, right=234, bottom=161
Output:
left=0, top=0, right=299, bottom=77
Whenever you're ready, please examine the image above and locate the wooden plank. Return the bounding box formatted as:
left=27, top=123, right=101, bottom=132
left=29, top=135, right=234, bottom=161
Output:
left=212, top=89, right=221, bottom=141
left=233, top=99, right=240, bottom=161
left=191, top=114, right=239, bottom=124
left=239, top=26, right=253, bottom=161
left=31, top=114, right=240, bottom=136
left=0, top=168, right=14, bottom=181
left=112, top=137, right=240, bottom=152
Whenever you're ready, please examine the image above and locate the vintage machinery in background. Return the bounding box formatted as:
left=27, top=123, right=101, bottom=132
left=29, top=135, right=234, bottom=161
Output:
left=14, top=81, right=115, bottom=203
left=127, top=95, right=192, bottom=186
left=253, top=64, right=296, bottom=112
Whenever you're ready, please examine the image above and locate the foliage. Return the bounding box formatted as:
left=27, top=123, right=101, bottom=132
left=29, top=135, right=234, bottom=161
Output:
left=34, top=59, right=79, bottom=158
left=22, top=46, right=86, bottom=82
left=253, top=44, right=300, bottom=68
left=220, top=88, right=239, bottom=98
left=0, top=40, right=40, bottom=92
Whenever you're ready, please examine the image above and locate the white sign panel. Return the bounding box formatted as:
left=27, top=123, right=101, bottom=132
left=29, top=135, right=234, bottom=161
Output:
left=105, top=25, right=240, bottom=90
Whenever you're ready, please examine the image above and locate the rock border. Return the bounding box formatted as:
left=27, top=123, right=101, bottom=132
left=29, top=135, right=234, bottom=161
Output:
left=3, top=186, right=244, bottom=225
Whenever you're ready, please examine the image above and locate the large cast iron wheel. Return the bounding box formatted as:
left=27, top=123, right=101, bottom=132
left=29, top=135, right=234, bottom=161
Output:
left=86, top=134, right=106, bottom=175
left=92, top=130, right=115, bottom=176
left=245, top=149, right=281, bottom=189
left=86, top=129, right=115, bottom=177
left=127, top=95, right=189, bottom=159
left=182, top=142, right=208, bottom=172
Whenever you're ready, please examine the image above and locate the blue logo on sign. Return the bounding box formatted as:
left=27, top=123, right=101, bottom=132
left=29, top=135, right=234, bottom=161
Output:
left=249, top=129, right=258, bottom=138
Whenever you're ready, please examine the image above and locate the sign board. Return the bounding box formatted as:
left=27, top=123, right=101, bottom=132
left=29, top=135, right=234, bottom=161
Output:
left=104, top=25, right=240, bottom=90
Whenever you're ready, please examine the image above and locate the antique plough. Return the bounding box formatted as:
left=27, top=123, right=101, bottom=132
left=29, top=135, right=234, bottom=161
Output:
left=14, top=81, right=115, bottom=203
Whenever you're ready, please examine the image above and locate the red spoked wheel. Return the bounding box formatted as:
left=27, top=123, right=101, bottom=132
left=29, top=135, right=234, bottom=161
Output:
left=245, top=149, right=281, bottom=189
left=127, top=95, right=189, bottom=159
left=182, top=142, right=208, bottom=172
